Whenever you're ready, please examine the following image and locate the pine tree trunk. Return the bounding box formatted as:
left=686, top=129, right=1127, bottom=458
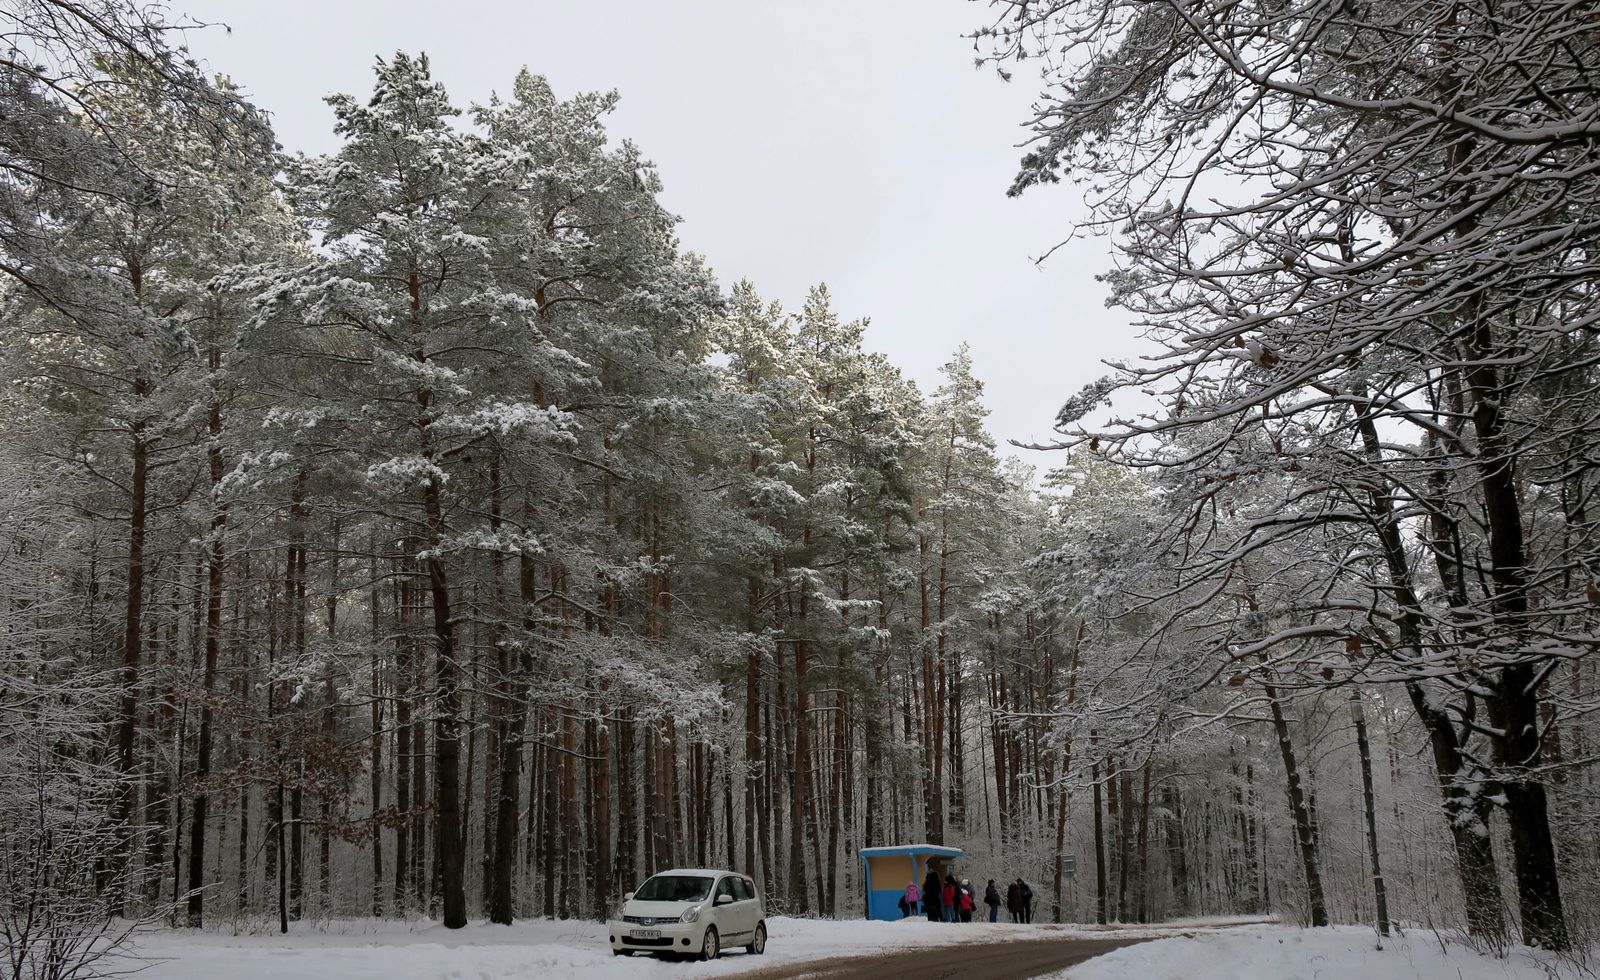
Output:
left=992, top=670, right=1008, bottom=841
left=287, top=495, right=307, bottom=922
left=1091, top=740, right=1107, bottom=926
left=186, top=388, right=227, bottom=926
left=827, top=691, right=845, bottom=915
left=917, top=525, right=941, bottom=844
left=1163, top=786, right=1189, bottom=915
left=561, top=709, right=579, bottom=920
left=692, top=740, right=707, bottom=868
left=666, top=715, right=684, bottom=871
left=145, top=613, right=173, bottom=911
left=745, top=577, right=762, bottom=877
left=1115, top=765, right=1131, bottom=922
left=268, top=586, right=288, bottom=935
left=641, top=713, right=656, bottom=882
left=1243, top=763, right=1260, bottom=913
left=758, top=696, right=775, bottom=900
left=318, top=530, right=338, bottom=913
left=583, top=713, right=599, bottom=912
left=774, top=615, right=794, bottom=906
left=110, top=424, right=148, bottom=918
left=1136, top=761, right=1151, bottom=923
left=423, top=482, right=466, bottom=928
left=863, top=576, right=889, bottom=853
left=394, top=574, right=412, bottom=909
left=1051, top=625, right=1082, bottom=922
left=1350, top=693, right=1390, bottom=936
left=275, top=782, right=288, bottom=934
left=234, top=567, right=253, bottom=916
left=237, top=774, right=251, bottom=914
left=787, top=635, right=808, bottom=913
left=615, top=705, right=636, bottom=891
left=478, top=641, right=497, bottom=913
left=541, top=713, right=558, bottom=917
left=370, top=548, right=385, bottom=917
left=488, top=637, right=524, bottom=925
left=934, top=528, right=951, bottom=842
left=411, top=657, right=428, bottom=913
left=527, top=726, right=543, bottom=881
left=289, top=784, right=303, bottom=919
left=593, top=690, right=613, bottom=920
left=723, top=744, right=737, bottom=871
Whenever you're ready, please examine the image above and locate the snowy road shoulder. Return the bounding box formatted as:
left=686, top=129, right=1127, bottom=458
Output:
left=1054, top=924, right=1586, bottom=980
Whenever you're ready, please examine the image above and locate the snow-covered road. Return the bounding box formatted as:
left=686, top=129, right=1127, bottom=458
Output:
left=124, top=914, right=1581, bottom=980
left=123, top=915, right=1256, bottom=980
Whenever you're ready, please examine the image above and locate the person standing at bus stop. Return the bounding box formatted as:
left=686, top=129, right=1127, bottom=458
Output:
left=1017, top=877, right=1035, bottom=923
left=923, top=868, right=942, bottom=922
left=984, top=879, right=1001, bottom=923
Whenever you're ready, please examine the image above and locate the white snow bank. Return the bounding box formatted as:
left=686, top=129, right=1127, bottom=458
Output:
left=1058, top=924, right=1585, bottom=980
left=122, top=914, right=1268, bottom=979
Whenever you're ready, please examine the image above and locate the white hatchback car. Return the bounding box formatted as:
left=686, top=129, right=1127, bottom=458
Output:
left=608, top=868, right=766, bottom=961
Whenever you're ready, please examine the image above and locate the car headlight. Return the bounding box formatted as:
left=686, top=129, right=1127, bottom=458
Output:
left=680, top=905, right=702, bottom=924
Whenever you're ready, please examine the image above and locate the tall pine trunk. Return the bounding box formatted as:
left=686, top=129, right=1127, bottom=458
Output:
left=744, top=578, right=762, bottom=877
left=1051, top=624, right=1082, bottom=922
left=1091, top=737, right=1107, bottom=926
left=1350, top=692, right=1390, bottom=936
left=369, top=547, right=385, bottom=917
left=110, top=423, right=147, bottom=918
left=185, top=379, right=228, bottom=926
left=423, top=471, right=466, bottom=928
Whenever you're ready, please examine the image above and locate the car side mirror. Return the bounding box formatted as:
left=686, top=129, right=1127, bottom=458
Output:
left=716, top=894, right=734, bottom=906
left=623, top=892, right=634, bottom=903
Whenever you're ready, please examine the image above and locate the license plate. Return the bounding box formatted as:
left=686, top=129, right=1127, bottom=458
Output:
left=630, top=929, right=661, bottom=940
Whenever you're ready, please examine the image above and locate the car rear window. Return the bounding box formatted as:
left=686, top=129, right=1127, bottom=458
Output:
left=635, top=874, right=714, bottom=902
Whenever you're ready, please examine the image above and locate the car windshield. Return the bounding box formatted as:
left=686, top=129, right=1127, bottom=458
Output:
left=635, top=874, right=714, bottom=903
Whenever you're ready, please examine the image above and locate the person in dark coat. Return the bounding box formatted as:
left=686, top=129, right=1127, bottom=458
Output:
left=984, top=879, right=1002, bottom=923
left=923, top=869, right=942, bottom=922
left=1017, top=878, right=1034, bottom=924
left=1005, top=879, right=1022, bottom=922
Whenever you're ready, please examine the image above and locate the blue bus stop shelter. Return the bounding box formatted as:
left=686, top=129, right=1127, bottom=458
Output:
left=858, top=844, right=963, bottom=920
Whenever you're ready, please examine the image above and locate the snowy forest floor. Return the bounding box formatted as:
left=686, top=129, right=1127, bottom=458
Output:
left=1058, top=924, right=1593, bottom=980
left=119, top=915, right=1591, bottom=979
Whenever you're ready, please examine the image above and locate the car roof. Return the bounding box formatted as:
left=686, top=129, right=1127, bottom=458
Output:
left=650, top=868, right=746, bottom=878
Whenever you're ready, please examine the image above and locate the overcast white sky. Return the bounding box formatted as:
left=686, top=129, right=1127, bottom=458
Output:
left=178, top=0, right=1130, bottom=452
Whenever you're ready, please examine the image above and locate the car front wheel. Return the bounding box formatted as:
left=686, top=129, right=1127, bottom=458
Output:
left=746, top=921, right=766, bottom=955
left=700, top=925, right=720, bottom=961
